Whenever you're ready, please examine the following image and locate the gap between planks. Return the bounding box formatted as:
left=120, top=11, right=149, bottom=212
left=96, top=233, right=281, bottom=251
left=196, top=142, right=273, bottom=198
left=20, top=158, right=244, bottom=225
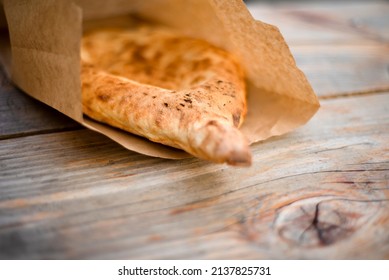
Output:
left=318, top=86, right=389, bottom=100
left=0, top=126, right=85, bottom=141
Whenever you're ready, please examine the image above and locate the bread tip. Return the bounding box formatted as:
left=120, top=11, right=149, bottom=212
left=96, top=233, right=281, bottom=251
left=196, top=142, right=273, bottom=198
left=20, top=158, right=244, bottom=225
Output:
left=226, top=149, right=252, bottom=167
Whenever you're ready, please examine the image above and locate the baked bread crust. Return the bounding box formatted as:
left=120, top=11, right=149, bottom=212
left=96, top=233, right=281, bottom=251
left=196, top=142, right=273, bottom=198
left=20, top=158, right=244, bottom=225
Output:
left=81, top=26, right=251, bottom=165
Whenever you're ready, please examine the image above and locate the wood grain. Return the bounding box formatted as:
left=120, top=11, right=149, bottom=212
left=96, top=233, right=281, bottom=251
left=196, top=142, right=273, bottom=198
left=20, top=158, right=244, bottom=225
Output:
left=0, top=66, right=81, bottom=140
left=248, top=0, right=389, bottom=44
left=249, top=1, right=389, bottom=96
left=292, top=44, right=389, bottom=97
left=1, top=93, right=388, bottom=259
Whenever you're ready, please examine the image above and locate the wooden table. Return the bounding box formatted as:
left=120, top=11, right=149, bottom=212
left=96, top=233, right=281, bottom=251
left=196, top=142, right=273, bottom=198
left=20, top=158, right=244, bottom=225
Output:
left=1, top=0, right=388, bottom=259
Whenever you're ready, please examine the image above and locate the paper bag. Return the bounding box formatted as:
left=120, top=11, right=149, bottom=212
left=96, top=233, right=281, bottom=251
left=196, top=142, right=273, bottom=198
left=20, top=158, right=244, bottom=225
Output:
left=0, top=0, right=320, bottom=159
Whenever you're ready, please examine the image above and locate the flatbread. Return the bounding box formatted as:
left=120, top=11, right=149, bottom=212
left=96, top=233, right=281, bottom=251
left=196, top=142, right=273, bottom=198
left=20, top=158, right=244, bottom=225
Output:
left=81, top=26, right=251, bottom=165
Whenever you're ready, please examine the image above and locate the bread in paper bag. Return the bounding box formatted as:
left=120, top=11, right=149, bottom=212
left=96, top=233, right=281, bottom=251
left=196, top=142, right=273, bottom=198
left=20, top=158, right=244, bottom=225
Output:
left=81, top=26, right=251, bottom=165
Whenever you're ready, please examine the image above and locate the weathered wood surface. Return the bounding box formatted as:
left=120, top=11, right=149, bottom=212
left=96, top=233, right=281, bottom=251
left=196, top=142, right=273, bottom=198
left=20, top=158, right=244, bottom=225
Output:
left=248, top=0, right=389, bottom=44
left=292, top=44, right=389, bottom=97
left=0, top=66, right=81, bottom=139
left=250, top=0, right=389, bottom=97
left=0, top=93, right=388, bottom=259
left=1, top=0, right=389, bottom=259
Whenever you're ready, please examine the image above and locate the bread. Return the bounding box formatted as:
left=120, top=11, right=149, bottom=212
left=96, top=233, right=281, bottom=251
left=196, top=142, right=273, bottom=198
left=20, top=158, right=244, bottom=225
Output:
left=81, top=26, right=251, bottom=166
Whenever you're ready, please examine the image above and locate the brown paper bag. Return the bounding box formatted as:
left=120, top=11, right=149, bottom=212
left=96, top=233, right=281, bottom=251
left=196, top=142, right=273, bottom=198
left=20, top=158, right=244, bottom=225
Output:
left=0, top=0, right=319, bottom=159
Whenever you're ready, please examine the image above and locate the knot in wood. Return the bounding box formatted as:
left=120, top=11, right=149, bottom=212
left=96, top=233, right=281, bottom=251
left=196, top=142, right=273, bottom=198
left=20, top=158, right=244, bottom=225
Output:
left=273, top=197, right=380, bottom=247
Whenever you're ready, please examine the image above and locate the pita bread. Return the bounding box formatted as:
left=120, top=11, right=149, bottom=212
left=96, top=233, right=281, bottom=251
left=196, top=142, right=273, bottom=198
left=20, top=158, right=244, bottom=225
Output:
left=81, top=26, right=251, bottom=166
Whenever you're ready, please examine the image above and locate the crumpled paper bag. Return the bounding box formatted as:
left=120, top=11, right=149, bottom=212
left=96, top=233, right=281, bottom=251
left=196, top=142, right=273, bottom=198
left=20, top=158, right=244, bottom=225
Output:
left=0, top=0, right=320, bottom=159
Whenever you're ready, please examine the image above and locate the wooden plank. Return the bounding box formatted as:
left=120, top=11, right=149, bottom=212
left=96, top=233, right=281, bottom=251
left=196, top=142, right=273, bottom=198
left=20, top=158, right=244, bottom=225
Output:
left=0, top=66, right=81, bottom=139
left=247, top=0, right=389, bottom=44
left=0, top=93, right=388, bottom=259
left=292, top=44, right=389, bottom=97
left=248, top=1, right=389, bottom=97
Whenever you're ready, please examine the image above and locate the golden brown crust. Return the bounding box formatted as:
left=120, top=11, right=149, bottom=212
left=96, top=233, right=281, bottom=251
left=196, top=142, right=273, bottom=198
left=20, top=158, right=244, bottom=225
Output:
left=81, top=26, right=251, bottom=165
